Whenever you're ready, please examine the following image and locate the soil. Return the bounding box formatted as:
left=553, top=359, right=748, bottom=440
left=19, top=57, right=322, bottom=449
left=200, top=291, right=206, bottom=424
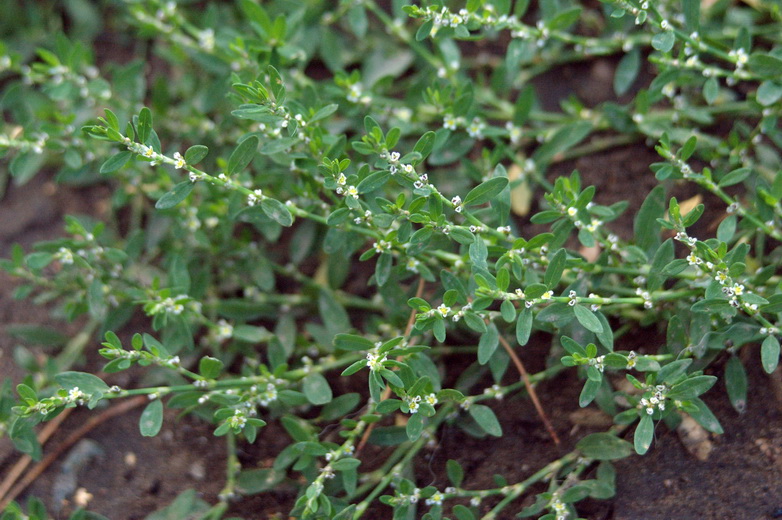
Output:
left=2, top=18, right=782, bottom=520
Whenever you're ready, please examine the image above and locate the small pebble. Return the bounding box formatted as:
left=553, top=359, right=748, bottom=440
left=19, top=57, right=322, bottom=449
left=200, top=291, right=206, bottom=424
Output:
left=189, top=461, right=206, bottom=480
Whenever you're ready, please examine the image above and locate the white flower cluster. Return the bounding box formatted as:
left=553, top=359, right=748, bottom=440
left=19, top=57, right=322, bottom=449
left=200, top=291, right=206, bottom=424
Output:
left=588, top=355, right=606, bottom=372
left=626, top=351, right=637, bottom=369
left=567, top=290, right=578, bottom=307
left=228, top=409, right=247, bottom=429
left=55, top=247, right=74, bottom=265
left=373, top=240, right=391, bottom=253
left=67, top=387, right=86, bottom=405
left=450, top=195, right=463, bottom=213
left=450, top=302, right=473, bottom=322
left=347, top=83, right=370, bottom=104
left=589, top=293, right=602, bottom=311
left=247, top=189, right=264, bottom=206
left=551, top=498, right=568, bottom=520
left=640, top=385, right=667, bottom=415
left=483, top=384, right=504, bottom=400
left=366, top=351, right=387, bottom=371
left=635, top=288, right=653, bottom=309
left=443, top=114, right=464, bottom=131
left=425, top=491, right=444, bottom=506
left=150, top=295, right=188, bottom=315
left=674, top=231, right=698, bottom=246
left=215, top=319, right=233, bottom=341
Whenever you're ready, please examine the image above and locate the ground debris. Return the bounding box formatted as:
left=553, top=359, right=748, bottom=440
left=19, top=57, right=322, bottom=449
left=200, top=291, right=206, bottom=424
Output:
left=676, top=414, right=713, bottom=461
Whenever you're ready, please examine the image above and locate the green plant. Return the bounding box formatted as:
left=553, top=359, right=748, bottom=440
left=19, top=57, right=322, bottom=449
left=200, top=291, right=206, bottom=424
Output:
left=2, top=0, right=782, bottom=518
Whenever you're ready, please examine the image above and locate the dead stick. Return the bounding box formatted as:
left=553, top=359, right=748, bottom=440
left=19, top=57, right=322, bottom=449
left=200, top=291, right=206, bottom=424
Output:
left=356, top=279, right=425, bottom=454
left=0, top=408, right=74, bottom=503
left=0, top=396, right=146, bottom=510
left=498, top=334, right=561, bottom=445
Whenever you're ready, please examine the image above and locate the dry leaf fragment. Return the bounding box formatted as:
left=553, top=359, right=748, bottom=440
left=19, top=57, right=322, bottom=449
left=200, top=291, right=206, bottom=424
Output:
left=676, top=413, right=713, bottom=461
left=508, top=163, right=533, bottom=216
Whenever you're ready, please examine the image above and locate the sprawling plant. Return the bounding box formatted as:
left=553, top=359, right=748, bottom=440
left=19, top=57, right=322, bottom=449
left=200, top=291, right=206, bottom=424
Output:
left=2, top=0, right=781, bottom=518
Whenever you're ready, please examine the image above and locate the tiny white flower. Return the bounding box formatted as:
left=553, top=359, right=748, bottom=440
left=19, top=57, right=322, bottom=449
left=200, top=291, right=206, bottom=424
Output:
left=541, top=290, right=553, bottom=300
left=173, top=152, right=186, bottom=169
left=437, top=303, right=451, bottom=317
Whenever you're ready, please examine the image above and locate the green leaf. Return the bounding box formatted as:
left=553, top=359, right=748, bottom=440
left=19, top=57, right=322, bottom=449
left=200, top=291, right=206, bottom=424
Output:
left=463, top=177, right=509, bottom=206
left=749, top=53, right=782, bottom=78
left=139, top=399, right=163, bottom=437
left=757, top=81, right=782, bottom=106
left=55, top=372, right=109, bottom=395
left=718, top=167, right=751, bottom=188
left=634, top=414, right=653, bottom=455
left=413, top=131, right=436, bottom=162
left=100, top=151, right=132, bottom=174
left=7, top=324, right=69, bottom=346
left=724, top=356, right=747, bottom=413
left=667, top=375, right=717, bottom=400
left=651, top=31, right=675, bottom=53
left=199, top=356, right=224, bottom=379
left=532, top=121, right=592, bottom=164
left=310, top=104, right=339, bottom=123
left=469, top=404, right=502, bottom=436
left=302, top=373, right=333, bottom=405
left=761, top=336, right=780, bottom=374
left=634, top=185, right=664, bottom=255
left=261, top=198, right=293, bottom=227
left=614, top=48, right=640, bottom=96
left=579, top=378, right=600, bottom=407
left=184, top=145, right=209, bottom=164
left=446, top=459, right=464, bottom=487
left=227, top=135, right=259, bottom=175
left=703, top=77, right=719, bottom=105
left=576, top=433, right=633, bottom=460
left=544, top=248, right=566, bottom=288
left=477, top=323, right=499, bottom=365
left=155, top=181, right=194, bottom=209
left=237, top=468, right=284, bottom=494
left=683, top=0, right=699, bottom=31
left=573, top=305, right=603, bottom=333
left=357, top=170, right=391, bottom=193
left=375, top=252, right=392, bottom=286
left=416, top=19, right=434, bottom=41
left=10, top=152, right=45, bottom=183
left=334, top=334, right=374, bottom=351
left=406, top=412, right=424, bottom=440
left=138, top=107, right=152, bottom=144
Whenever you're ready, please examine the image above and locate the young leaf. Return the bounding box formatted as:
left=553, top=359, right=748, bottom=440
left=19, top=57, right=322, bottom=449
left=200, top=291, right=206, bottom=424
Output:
left=544, top=248, right=566, bottom=288
left=477, top=323, right=499, bottom=365
left=516, top=307, right=533, bottom=346
left=261, top=198, right=293, bottom=227
left=634, top=414, right=653, bottom=455
left=576, top=433, right=633, bottom=460
left=464, top=178, right=509, bottom=206
left=199, top=356, right=224, bottom=379
left=761, top=336, right=780, bottom=374
left=724, top=356, right=747, bottom=413
left=614, top=48, right=640, bottom=96
left=469, top=404, right=502, bottom=436
left=302, top=373, right=333, bottom=405
left=446, top=459, right=464, bottom=487
left=138, top=107, right=152, bottom=144
left=139, top=399, right=164, bottom=437
left=100, top=151, right=132, bottom=174
left=227, top=135, right=260, bottom=175
left=155, top=181, right=194, bottom=209
left=184, top=145, right=209, bottom=164
left=574, top=305, right=603, bottom=334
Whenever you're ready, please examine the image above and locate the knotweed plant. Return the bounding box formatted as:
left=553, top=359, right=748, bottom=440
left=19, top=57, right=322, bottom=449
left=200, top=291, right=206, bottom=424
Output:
left=1, top=0, right=782, bottom=519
